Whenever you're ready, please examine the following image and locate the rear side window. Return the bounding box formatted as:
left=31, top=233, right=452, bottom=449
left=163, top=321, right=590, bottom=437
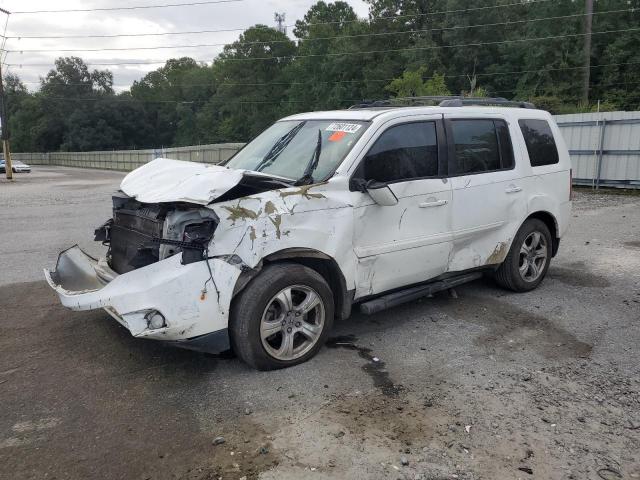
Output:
left=361, top=121, right=439, bottom=183
left=450, top=119, right=514, bottom=174
left=518, top=119, right=559, bottom=166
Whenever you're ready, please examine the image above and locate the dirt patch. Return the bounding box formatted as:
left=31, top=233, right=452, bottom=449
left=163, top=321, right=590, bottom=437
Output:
left=548, top=261, right=611, bottom=287
left=436, top=295, right=593, bottom=360
left=176, top=419, right=279, bottom=480
left=624, top=241, right=640, bottom=249
left=262, top=380, right=457, bottom=479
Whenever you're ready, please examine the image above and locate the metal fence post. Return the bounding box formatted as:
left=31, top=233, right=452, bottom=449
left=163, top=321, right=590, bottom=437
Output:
left=595, top=119, right=607, bottom=190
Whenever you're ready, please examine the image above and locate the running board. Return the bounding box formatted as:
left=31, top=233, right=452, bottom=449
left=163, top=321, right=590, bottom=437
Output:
left=359, top=272, right=483, bottom=315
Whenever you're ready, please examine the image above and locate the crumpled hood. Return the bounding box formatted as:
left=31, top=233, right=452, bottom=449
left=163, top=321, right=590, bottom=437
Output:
left=120, top=158, right=245, bottom=205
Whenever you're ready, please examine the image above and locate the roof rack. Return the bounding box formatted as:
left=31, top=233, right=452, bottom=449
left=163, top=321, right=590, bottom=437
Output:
left=349, top=95, right=536, bottom=109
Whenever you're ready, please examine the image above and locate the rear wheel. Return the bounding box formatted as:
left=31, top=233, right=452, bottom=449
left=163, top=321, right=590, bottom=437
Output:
left=495, top=219, right=552, bottom=292
left=229, top=263, right=334, bottom=370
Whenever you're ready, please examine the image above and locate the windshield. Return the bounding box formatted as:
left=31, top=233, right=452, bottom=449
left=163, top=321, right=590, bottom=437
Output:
left=226, top=120, right=369, bottom=182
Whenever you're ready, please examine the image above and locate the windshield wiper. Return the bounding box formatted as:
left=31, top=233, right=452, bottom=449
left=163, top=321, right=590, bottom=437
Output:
left=243, top=172, right=294, bottom=187
left=296, top=129, right=322, bottom=186
left=254, top=121, right=306, bottom=173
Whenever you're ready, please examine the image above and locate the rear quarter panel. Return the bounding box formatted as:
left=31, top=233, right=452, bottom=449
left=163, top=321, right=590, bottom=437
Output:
left=515, top=112, right=572, bottom=238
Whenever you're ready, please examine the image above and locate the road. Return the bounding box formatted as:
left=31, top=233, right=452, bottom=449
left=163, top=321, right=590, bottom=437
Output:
left=1, top=167, right=639, bottom=480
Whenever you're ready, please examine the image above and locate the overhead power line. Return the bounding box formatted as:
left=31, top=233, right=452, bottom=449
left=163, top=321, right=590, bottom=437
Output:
left=7, top=0, right=556, bottom=38
left=490, top=79, right=640, bottom=96
left=31, top=78, right=640, bottom=106
left=7, top=8, right=633, bottom=54
left=16, top=61, right=640, bottom=88
left=7, top=27, right=640, bottom=67
left=11, top=0, right=244, bottom=15
left=39, top=96, right=311, bottom=105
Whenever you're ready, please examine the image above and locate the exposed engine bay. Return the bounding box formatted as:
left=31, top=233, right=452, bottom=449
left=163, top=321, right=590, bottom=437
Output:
left=93, top=171, right=292, bottom=274
left=95, top=192, right=218, bottom=274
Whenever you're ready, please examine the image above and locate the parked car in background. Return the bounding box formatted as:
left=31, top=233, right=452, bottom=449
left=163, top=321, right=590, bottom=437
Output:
left=45, top=97, right=572, bottom=370
left=0, top=160, right=32, bottom=173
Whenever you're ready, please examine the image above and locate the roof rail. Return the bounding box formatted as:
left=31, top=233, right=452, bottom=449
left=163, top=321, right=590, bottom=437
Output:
left=349, top=96, right=536, bottom=109
left=349, top=96, right=459, bottom=109
left=348, top=100, right=394, bottom=109
left=438, top=97, right=536, bottom=109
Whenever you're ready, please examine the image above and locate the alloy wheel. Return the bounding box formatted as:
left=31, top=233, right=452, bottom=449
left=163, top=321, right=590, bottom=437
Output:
left=518, top=231, right=548, bottom=282
left=259, top=285, right=325, bottom=361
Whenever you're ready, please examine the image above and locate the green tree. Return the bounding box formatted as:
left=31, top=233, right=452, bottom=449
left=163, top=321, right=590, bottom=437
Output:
left=5, top=0, right=640, bottom=152
left=199, top=25, right=296, bottom=141
left=386, top=67, right=450, bottom=97
left=287, top=1, right=369, bottom=110
left=131, top=57, right=215, bottom=147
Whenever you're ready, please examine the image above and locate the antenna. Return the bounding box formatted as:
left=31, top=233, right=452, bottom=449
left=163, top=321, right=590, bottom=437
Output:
left=274, top=12, right=286, bottom=35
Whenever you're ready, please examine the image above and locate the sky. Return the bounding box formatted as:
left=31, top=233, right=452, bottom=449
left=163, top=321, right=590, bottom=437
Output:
left=0, top=0, right=370, bottom=92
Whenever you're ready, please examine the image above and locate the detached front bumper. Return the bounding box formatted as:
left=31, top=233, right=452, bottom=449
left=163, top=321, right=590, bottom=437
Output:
left=44, top=246, right=242, bottom=352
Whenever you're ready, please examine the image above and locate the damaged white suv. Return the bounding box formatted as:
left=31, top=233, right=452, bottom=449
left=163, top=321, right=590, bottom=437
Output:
left=46, top=98, right=572, bottom=370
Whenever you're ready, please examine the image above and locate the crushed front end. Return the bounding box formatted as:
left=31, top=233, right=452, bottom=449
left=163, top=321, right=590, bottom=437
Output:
left=96, top=192, right=219, bottom=274
left=44, top=192, right=242, bottom=353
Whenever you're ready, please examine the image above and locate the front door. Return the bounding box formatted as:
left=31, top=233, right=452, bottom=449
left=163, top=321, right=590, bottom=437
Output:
left=351, top=116, right=453, bottom=297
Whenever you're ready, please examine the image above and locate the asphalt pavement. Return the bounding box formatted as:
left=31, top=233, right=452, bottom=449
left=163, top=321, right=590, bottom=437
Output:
left=1, top=167, right=639, bottom=480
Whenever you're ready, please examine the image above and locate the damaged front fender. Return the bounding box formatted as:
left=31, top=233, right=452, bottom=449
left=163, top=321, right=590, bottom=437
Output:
left=208, top=182, right=358, bottom=282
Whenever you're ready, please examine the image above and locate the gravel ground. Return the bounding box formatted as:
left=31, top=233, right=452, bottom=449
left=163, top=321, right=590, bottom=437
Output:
left=1, top=167, right=639, bottom=480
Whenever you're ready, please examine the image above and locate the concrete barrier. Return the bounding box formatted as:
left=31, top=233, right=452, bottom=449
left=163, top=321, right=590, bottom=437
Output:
left=5, top=144, right=245, bottom=171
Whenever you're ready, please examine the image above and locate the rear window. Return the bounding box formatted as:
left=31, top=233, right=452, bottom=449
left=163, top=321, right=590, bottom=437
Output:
left=518, top=119, right=559, bottom=167
left=450, top=119, right=514, bottom=174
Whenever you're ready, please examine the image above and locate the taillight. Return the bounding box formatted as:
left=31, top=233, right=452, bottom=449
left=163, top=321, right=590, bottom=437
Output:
left=569, top=168, right=573, bottom=200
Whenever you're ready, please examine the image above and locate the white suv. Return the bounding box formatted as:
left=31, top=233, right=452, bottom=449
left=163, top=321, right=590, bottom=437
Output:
left=46, top=99, right=572, bottom=370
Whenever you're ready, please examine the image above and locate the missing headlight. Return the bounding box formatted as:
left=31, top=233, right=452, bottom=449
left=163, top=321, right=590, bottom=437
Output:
left=183, top=220, right=216, bottom=244
left=181, top=220, right=217, bottom=265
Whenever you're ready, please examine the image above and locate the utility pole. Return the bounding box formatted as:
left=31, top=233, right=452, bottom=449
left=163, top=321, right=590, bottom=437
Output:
left=0, top=62, right=13, bottom=180
left=0, top=7, right=13, bottom=180
left=582, top=0, right=593, bottom=105
left=274, top=12, right=286, bottom=35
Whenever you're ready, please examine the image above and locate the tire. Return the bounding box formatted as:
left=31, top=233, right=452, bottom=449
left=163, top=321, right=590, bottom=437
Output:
left=494, top=219, right=552, bottom=292
left=229, top=263, right=334, bottom=370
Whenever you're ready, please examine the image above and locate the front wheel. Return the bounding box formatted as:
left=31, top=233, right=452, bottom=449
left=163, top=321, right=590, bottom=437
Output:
left=229, top=263, right=334, bottom=370
left=494, top=219, right=552, bottom=292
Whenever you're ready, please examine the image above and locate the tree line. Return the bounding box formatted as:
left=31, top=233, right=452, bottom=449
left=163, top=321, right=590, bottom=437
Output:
left=5, top=0, right=639, bottom=152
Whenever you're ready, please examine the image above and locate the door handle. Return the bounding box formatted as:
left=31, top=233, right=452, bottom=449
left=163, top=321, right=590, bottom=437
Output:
left=505, top=185, right=522, bottom=194
left=419, top=199, right=448, bottom=208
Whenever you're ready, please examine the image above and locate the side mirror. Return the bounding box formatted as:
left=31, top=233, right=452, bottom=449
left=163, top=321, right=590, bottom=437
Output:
left=366, top=180, right=398, bottom=206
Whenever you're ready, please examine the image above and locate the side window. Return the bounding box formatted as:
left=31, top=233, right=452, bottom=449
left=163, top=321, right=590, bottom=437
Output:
left=518, top=119, right=559, bottom=167
left=361, top=122, right=439, bottom=183
left=450, top=119, right=514, bottom=174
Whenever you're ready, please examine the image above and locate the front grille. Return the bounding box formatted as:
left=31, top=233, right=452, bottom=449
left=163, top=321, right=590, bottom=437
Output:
left=110, top=206, right=164, bottom=274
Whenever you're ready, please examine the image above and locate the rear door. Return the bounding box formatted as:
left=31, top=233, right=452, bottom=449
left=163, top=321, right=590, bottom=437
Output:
left=351, top=115, right=453, bottom=297
left=444, top=114, right=528, bottom=271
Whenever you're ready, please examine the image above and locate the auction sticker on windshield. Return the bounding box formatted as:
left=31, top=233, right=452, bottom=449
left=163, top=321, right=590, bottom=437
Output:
left=326, top=122, right=362, bottom=133
left=328, top=131, right=347, bottom=142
